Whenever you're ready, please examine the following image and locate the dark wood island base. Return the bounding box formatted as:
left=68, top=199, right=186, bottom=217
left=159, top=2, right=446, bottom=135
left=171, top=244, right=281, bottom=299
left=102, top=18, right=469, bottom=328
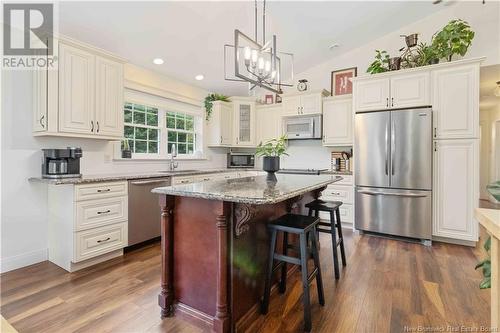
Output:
left=153, top=174, right=341, bottom=332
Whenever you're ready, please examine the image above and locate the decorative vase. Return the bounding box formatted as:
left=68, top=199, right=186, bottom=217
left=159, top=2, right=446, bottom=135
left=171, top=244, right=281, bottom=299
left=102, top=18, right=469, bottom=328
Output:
left=263, top=156, right=280, bottom=174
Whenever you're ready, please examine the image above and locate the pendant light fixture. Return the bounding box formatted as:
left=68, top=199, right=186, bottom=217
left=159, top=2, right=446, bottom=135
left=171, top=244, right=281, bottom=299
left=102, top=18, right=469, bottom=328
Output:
left=224, top=0, right=294, bottom=94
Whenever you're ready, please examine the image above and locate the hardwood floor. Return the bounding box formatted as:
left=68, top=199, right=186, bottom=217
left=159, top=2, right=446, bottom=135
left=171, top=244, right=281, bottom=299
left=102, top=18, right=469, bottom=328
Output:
left=0, top=230, right=490, bottom=333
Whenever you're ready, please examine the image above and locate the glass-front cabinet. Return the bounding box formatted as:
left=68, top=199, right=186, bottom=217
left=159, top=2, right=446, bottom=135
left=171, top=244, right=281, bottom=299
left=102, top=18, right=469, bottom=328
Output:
left=233, top=99, right=256, bottom=147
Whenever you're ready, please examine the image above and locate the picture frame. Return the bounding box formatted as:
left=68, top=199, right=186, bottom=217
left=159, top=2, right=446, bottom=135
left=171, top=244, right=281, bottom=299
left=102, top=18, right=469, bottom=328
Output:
left=331, top=67, right=357, bottom=96
left=265, top=94, right=274, bottom=104
left=275, top=94, right=282, bottom=104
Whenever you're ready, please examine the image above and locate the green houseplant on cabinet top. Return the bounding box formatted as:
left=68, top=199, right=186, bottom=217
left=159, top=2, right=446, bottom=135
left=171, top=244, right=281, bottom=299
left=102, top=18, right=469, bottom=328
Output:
left=204, top=93, right=230, bottom=121
left=432, top=19, right=475, bottom=62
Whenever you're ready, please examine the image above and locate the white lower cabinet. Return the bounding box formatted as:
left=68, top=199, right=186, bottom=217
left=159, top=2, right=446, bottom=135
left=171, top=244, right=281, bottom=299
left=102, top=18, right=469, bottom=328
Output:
left=432, top=139, right=479, bottom=242
left=319, top=177, right=354, bottom=225
left=48, top=181, right=128, bottom=272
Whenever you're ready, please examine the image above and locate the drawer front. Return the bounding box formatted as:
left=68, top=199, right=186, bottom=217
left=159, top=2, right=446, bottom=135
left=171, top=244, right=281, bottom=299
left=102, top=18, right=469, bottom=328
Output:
left=334, top=175, right=353, bottom=185
left=74, top=222, right=128, bottom=263
left=319, top=203, right=353, bottom=223
left=76, top=196, right=128, bottom=231
left=75, top=181, right=128, bottom=201
left=172, top=176, right=196, bottom=185
left=322, top=185, right=354, bottom=204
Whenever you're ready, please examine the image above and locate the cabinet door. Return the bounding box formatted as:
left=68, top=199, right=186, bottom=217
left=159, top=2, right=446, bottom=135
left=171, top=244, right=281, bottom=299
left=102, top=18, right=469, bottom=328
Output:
left=95, top=56, right=124, bottom=137
left=390, top=72, right=430, bottom=109
left=433, top=139, right=479, bottom=241
left=283, top=95, right=301, bottom=116
left=220, top=102, right=233, bottom=145
left=234, top=102, right=255, bottom=146
left=257, top=106, right=283, bottom=144
left=323, top=98, right=353, bottom=146
left=301, top=93, right=322, bottom=115
left=432, top=64, right=479, bottom=139
left=33, top=64, right=47, bottom=132
left=354, top=78, right=390, bottom=112
left=58, top=43, right=95, bottom=135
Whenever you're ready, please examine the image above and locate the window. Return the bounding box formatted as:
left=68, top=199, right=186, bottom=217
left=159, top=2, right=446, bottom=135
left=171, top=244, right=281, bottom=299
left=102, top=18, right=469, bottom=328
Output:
left=123, top=98, right=202, bottom=159
left=166, top=111, right=195, bottom=155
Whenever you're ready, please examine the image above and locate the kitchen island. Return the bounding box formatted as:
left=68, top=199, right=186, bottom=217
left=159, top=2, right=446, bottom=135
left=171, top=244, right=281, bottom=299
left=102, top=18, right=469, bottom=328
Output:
left=152, top=174, right=342, bottom=332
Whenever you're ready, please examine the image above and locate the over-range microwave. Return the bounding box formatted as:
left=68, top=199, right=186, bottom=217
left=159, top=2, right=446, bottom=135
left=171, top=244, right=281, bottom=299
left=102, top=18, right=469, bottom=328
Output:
left=283, top=115, right=322, bottom=140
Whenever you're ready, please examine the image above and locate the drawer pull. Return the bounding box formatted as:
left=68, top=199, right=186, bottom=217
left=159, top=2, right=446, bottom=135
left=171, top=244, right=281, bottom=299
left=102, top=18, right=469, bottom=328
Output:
left=180, top=180, right=190, bottom=184
left=97, top=210, right=111, bottom=215
left=97, top=189, right=111, bottom=193
left=203, top=178, right=210, bottom=181
left=97, top=237, right=111, bottom=243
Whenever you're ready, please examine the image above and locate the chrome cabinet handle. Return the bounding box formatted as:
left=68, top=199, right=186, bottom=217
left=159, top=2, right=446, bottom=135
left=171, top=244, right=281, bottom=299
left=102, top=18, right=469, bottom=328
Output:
left=40, top=115, right=45, bottom=128
left=180, top=180, right=190, bottom=184
left=203, top=178, right=210, bottom=181
left=96, top=121, right=100, bottom=133
left=90, top=120, right=94, bottom=132
left=220, top=136, right=222, bottom=144
left=434, top=142, right=437, bottom=152
left=97, top=237, right=111, bottom=243
left=386, top=98, right=389, bottom=108
left=391, top=97, right=394, bottom=107
left=434, top=127, right=437, bottom=138
left=97, top=210, right=111, bottom=215
left=391, top=119, right=395, bottom=176
left=97, top=188, right=111, bottom=193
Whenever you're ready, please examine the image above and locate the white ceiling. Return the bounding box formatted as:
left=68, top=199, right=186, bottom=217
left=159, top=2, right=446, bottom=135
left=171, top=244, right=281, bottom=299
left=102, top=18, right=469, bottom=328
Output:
left=59, top=1, right=441, bottom=96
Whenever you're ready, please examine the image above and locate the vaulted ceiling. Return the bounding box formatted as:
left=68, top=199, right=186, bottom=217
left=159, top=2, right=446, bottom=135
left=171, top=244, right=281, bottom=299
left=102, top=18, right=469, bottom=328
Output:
left=59, top=1, right=441, bottom=96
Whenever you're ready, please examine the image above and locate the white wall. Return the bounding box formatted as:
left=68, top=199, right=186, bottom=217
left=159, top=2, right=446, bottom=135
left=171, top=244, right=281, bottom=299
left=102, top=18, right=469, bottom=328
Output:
left=0, top=64, right=227, bottom=273
left=287, top=1, right=500, bottom=93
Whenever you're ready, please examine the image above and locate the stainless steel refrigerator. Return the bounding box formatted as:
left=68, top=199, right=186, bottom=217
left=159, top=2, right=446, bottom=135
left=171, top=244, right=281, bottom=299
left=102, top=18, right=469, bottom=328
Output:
left=354, top=107, right=432, bottom=240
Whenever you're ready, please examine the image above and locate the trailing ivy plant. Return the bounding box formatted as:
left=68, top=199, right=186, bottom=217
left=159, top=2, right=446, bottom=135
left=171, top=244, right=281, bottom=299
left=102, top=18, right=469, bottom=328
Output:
left=475, top=236, right=491, bottom=289
left=255, top=135, right=289, bottom=157
left=366, top=50, right=390, bottom=74
left=204, top=93, right=230, bottom=121
left=431, top=19, right=475, bottom=62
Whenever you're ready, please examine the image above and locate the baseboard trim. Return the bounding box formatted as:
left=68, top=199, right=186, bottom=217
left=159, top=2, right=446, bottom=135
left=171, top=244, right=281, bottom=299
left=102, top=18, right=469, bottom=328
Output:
left=0, top=248, right=48, bottom=273
left=432, top=236, right=477, bottom=247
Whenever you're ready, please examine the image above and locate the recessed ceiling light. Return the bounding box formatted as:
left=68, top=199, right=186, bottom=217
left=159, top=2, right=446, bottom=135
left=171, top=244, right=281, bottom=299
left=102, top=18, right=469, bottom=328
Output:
left=153, top=58, right=164, bottom=65
left=195, top=74, right=204, bottom=81
left=329, top=43, right=340, bottom=50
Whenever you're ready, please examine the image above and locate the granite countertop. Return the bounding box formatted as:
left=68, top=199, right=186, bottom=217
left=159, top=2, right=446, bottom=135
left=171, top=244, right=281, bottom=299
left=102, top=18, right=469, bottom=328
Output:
left=152, top=174, right=342, bottom=205
left=28, top=168, right=261, bottom=185
left=321, top=170, right=353, bottom=176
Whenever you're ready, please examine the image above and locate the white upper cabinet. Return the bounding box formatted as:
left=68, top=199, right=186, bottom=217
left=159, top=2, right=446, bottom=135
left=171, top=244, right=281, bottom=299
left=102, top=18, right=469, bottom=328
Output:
left=322, top=97, right=353, bottom=146
left=282, top=90, right=328, bottom=116
left=58, top=43, right=95, bottom=135
left=256, top=104, right=283, bottom=144
left=433, top=139, right=479, bottom=242
left=206, top=101, right=233, bottom=147
left=34, top=38, right=124, bottom=139
left=354, top=78, right=390, bottom=112
left=233, top=100, right=256, bottom=147
left=432, top=63, right=479, bottom=139
left=390, top=72, right=430, bottom=109
left=95, top=56, right=124, bottom=137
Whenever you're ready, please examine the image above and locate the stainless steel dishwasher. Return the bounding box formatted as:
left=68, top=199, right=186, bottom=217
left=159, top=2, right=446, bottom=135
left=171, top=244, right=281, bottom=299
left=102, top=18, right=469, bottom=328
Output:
left=128, top=177, right=171, bottom=246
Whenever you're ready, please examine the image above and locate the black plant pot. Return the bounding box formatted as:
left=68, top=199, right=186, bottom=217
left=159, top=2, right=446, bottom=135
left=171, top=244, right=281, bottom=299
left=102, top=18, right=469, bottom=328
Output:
left=263, top=156, right=280, bottom=174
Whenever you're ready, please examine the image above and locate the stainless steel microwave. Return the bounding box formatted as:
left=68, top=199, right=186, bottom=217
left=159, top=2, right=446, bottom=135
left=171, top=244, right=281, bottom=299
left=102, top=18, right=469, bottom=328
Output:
left=227, top=153, right=255, bottom=168
left=283, top=115, right=322, bottom=140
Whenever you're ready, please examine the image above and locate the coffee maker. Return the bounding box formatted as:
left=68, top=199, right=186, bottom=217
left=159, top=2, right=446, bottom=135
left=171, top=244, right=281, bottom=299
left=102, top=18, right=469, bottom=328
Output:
left=42, top=148, right=83, bottom=179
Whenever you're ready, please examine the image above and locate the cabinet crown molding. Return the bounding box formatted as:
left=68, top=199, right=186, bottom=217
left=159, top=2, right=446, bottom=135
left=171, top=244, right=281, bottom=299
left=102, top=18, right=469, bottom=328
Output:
left=352, top=57, right=485, bottom=82
left=281, top=89, right=329, bottom=97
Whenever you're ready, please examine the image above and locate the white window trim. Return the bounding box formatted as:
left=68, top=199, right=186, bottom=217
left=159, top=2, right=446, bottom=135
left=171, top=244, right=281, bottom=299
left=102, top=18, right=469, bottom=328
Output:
left=124, top=93, right=204, bottom=160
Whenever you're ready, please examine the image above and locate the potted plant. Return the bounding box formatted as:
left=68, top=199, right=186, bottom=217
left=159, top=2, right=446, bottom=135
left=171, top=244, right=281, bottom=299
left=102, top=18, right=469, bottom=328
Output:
left=204, top=93, right=230, bottom=121
left=475, top=236, right=491, bottom=289
left=366, top=50, right=390, bottom=74
left=121, top=139, right=132, bottom=158
left=256, top=135, right=288, bottom=174
left=431, top=19, right=475, bottom=62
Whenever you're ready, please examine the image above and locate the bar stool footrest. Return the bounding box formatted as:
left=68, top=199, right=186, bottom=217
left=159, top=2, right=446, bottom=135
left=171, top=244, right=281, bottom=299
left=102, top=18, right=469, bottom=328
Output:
left=273, top=253, right=301, bottom=266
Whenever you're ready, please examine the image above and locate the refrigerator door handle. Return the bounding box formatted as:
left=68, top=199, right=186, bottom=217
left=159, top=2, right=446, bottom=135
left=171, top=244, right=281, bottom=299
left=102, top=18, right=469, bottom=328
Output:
left=358, top=190, right=428, bottom=198
left=385, top=122, right=389, bottom=175
left=391, top=118, right=395, bottom=176
left=357, top=190, right=428, bottom=198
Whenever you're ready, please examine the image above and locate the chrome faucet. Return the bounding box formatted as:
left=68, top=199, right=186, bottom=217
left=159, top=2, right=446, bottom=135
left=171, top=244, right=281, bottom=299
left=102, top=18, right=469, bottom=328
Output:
left=169, top=144, right=179, bottom=171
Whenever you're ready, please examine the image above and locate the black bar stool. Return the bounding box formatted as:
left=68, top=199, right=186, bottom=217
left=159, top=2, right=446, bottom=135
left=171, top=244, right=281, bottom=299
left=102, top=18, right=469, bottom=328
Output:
left=305, top=199, right=347, bottom=279
left=261, top=213, right=324, bottom=332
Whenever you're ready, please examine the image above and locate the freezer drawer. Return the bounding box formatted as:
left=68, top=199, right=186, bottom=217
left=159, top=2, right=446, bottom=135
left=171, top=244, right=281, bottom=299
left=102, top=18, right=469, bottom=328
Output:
left=355, top=187, right=431, bottom=239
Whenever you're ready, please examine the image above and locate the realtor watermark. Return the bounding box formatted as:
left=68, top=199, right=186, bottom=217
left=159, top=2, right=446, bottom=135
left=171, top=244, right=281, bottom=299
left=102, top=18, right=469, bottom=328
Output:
left=404, top=325, right=499, bottom=332
left=2, top=2, right=58, bottom=70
